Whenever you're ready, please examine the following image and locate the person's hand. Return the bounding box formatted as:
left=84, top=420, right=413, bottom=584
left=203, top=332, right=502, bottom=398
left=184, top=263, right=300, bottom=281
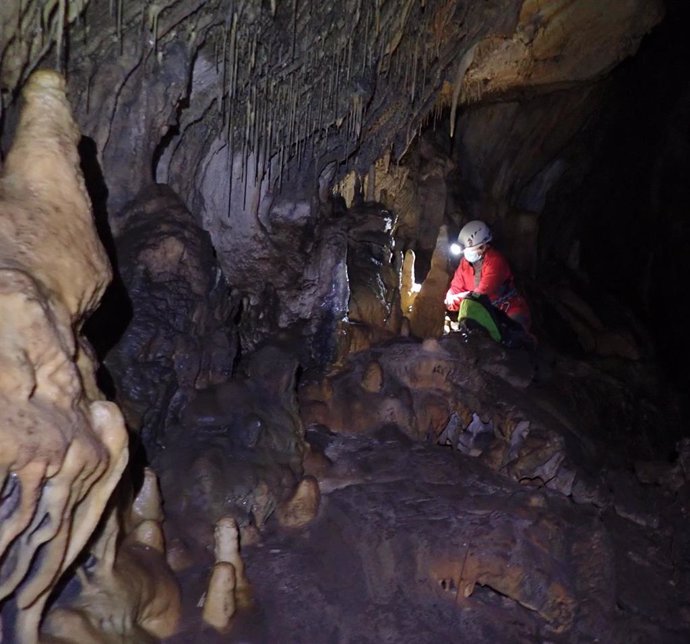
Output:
left=444, top=291, right=470, bottom=308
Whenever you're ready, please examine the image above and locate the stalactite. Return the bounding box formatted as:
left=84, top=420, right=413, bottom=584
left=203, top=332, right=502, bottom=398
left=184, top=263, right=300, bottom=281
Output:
left=325, top=69, right=333, bottom=128
left=309, top=93, right=316, bottom=161
left=449, top=42, right=478, bottom=138
left=317, top=76, right=324, bottom=135
left=55, top=0, right=66, bottom=71
left=227, top=150, right=233, bottom=221
left=278, top=140, right=284, bottom=191
left=352, top=97, right=358, bottom=141
left=296, top=116, right=302, bottom=169
left=291, top=0, right=298, bottom=60
left=86, top=72, right=91, bottom=113
left=362, top=6, right=370, bottom=75
left=287, top=73, right=295, bottom=152
left=266, top=118, right=273, bottom=184
left=393, top=38, right=401, bottom=80
left=228, top=14, right=238, bottom=99
left=250, top=32, right=257, bottom=73
left=242, top=94, right=251, bottom=185
left=377, top=32, right=387, bottom=77
left=213, top=32, right=220, bottom=72
left=218, top=30, right=227, bottom=115
left=117, top=0, right=123, bottom=54
left=80, top=0, right=88, bottom=48
left=346, top=100, right=351, bottom=138
left=410, top=39, right=418, bottom=102
left=333, top=44, right=342, bottom=123
left=253, top=85, right=260, bottom=184
left=38, top=2, right=46, bottom=49
left=147, top=4, right=162, bottom=55
left=268, top=84, right=276, bottom=161
left=346, top=38, right=353, bottom=82
left=352, top=0, right=362, bottom=34
left=356, top=95, right=361, bottom=139
left=260, top=79, right=268, bottom=182
left=300, top=100, right=308, bottom=169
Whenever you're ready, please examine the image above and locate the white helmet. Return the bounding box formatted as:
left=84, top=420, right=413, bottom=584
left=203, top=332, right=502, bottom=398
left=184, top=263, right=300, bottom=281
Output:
left=458, top=220, right=492, bottom=249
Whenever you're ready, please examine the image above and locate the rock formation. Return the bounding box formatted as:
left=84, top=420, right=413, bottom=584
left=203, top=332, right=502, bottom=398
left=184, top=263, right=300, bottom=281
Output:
left=0, top=70, right=128, bottom=642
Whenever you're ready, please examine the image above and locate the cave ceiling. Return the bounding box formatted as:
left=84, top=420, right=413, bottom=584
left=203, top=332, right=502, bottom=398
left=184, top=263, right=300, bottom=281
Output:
left=1, top=0, right=663, bottom=216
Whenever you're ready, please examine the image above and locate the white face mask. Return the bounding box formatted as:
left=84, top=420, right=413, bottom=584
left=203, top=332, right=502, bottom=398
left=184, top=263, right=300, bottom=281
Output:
left=464, top=247, right=482, bottom=263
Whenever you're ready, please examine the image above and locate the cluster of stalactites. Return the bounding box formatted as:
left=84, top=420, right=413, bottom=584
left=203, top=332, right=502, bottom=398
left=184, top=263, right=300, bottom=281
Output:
left=200, top=0, right=460, bottom=197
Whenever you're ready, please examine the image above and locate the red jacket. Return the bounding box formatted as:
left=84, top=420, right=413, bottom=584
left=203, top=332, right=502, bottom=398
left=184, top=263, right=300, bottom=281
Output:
left=446, top=246, right=531, bottom=329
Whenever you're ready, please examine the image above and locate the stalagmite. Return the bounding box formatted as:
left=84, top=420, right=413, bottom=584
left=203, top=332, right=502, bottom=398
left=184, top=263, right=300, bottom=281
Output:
left=400, top=248, right=417, bottom=315
left=366, top=162, right=375, bottom=201
left=212, top=516, right=252, bottom=608
left=202, top=562, right=237, bottom=631
left=276, top=476, right=321, bottom=528
left=408, top=226, right=451, bottom=338
left=128, top=519, right=166, bottom=552
left=131, top=467, right=164, bottom=526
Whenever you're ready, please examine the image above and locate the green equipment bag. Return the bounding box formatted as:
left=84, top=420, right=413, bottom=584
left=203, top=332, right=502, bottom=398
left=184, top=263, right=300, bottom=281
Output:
left=458, top=296, right=502, bottom=342
left=457, top=294, right=534, bottom=349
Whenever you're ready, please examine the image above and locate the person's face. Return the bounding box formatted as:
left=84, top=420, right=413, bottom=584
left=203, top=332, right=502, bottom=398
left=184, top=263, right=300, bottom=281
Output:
left=465, top=244, right=487, bottom=263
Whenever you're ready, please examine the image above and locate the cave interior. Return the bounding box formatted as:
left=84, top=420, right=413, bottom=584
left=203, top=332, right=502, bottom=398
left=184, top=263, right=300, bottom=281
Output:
left=1, top=0, right=690, bottom=642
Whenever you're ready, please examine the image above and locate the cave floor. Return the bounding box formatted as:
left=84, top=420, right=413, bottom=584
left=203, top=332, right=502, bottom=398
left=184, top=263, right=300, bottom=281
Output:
left=166, top=427, right=690, bottom=644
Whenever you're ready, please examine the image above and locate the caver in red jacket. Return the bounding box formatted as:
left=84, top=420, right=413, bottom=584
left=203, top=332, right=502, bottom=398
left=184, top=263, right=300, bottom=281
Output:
left=445, top=246, right=531, bottom=330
